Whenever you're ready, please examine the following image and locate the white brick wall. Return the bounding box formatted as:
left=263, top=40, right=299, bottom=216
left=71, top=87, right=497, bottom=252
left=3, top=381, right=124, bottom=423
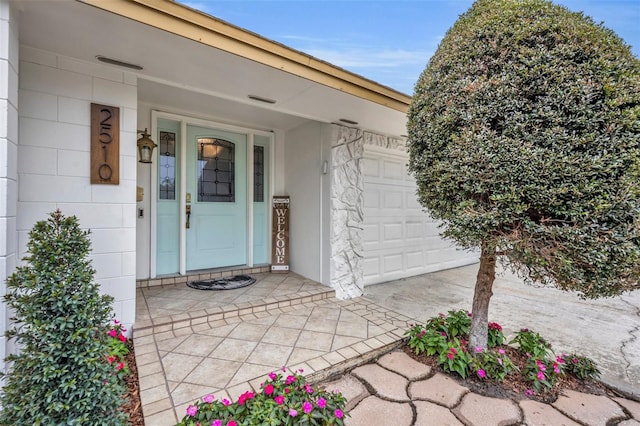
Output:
left=0, top=0, right=18, bottom=367
left=16, top=46, right=138, bottom=333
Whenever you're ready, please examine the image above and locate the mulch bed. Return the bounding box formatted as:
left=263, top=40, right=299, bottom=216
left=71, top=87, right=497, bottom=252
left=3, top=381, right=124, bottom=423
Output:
left=401, top=344, right=620, bottom=403
left=123, top=340, right=145, bottom=425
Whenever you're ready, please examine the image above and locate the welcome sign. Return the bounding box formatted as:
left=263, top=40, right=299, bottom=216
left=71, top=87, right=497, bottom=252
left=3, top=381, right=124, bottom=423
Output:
left=271, top=196, right=290, bottom=273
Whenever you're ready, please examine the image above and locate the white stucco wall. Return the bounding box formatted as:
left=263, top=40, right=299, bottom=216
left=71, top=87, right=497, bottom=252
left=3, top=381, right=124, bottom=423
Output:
left=284, top=121, right=325, bottom=283
left=16, top=46, right=138, bottom=332
left=0, top=0, right=19, bottom=364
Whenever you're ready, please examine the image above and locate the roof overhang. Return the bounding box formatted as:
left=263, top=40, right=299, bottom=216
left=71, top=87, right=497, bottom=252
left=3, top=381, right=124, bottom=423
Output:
left=13, top=0, right=410, bottom=135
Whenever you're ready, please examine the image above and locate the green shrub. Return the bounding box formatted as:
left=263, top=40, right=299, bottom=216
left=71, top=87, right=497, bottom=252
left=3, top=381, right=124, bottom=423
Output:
left=0, top=210, right=127, bottom=425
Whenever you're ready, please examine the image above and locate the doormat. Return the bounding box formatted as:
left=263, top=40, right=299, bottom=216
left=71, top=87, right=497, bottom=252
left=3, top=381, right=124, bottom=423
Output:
left=187, top=275, right=256, bottom=291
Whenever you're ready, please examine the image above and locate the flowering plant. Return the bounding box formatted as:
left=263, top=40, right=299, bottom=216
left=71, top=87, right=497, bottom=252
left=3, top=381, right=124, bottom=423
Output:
left=563, top=354, right=600, bottom=380
left=471, top=347, right=516, bottom=381
left=176, top=368, right=347, bottom=426
left=107, top=319, right=130, bottom=380
left=406, top=311, right=507, bottom=380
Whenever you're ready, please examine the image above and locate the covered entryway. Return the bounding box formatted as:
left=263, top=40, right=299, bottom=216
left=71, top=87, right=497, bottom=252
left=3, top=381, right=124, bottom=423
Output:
left=153, top=113, right=271, bottom=276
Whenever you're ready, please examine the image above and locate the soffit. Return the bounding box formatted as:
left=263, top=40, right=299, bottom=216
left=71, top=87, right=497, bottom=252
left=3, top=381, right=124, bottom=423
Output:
left=14, top=0, right=408, bottom=135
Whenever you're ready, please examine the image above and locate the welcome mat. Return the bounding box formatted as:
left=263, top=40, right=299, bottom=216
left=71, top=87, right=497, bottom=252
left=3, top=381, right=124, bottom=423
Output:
left=186, top=275, right=257, bottom=291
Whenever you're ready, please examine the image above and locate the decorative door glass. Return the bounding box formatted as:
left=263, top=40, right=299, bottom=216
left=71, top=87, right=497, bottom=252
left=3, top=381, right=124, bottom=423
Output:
left=159, top=131, right=176, bottom=200
left=197, top=138, right=235, bottom=202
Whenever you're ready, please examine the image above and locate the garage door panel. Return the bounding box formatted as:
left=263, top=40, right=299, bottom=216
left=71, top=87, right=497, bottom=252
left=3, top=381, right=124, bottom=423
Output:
left=383, top=222, right=403, bottom=241
left=383, top=161, right=406, bottom=180
left=407, top=251, right=424, bottom=269
left=363, top=223, right=380, bottom=246
left=383, top=190, right=403, bottom=209
left=383, top=254, right=403, bottom=273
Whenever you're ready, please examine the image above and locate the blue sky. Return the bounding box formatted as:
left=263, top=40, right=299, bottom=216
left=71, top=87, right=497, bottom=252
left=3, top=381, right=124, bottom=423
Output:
left=182, top=1, right=640, bottom=95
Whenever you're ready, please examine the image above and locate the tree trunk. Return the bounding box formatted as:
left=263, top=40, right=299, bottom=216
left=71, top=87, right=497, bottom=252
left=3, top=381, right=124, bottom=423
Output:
left=468, top=242, right=497, bottom=352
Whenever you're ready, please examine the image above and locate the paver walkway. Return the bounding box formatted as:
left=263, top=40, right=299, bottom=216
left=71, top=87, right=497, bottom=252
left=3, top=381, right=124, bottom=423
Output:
left=324, top=351, right=640, bottom=426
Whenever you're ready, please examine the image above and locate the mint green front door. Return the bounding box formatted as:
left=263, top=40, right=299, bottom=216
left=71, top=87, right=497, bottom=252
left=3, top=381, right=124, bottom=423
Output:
left=185, top=125, right=247, bottom=270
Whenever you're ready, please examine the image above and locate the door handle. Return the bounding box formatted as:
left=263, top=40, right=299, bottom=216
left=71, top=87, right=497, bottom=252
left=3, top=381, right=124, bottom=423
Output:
left=186, top=204, right=191, bottom=229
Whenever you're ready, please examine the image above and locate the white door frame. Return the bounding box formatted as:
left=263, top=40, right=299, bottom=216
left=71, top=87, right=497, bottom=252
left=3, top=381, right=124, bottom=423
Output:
left=149, top=110, right=274, bottom=278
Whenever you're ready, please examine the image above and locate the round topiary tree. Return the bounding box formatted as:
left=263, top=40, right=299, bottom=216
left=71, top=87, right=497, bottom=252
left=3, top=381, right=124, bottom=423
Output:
left=407, top=0, right=640, bottom=351
left=1, top=210, right=127, bottom=425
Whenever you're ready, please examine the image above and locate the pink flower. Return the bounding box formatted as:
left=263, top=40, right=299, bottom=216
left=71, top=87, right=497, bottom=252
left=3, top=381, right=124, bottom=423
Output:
left=107, top=355, right=116, bottom=364
left=227, top=421, right=237, bottom=426
left=556, top=355, right=565, bottom=364
left=118, top=333, right=127, bottom=342
left=113, top=319, right=120, bottom=324
left=498, top=349, right=506, bottom=355
left=108, top=329, right=117, bottom=337
left=553, top=363, right=560, bottom=374
left=537, top=371, right=546, bottom=381
left=285, top=375, right=296, bottom=385
left=572, top=358, right=579, bottom=364
left=211, top=421, right=221, bottom=426
left=202, top=394, right=215, bottom=404
left=475, top=346, right=483, bottom=353
left=524, top=389, right=535, bottom=397
left=298, top=368, right=304, bottom=373
left=237, top=391, right=254, bottom=405
left=116, top=362, right=124, bottom=370
left=269, top=372, right=277, bottom=380
left=477, top=369, right=486, bottom=379
left=264, top=384, right=274, bottom=395
left=186, top=405, right=197, bottom=416
left=498, top=358, right=503, bottom=366
left=303, top=401, right=313, bottom=414
left=536, top=360, right=546, bottom=372
left=304, top=384, right=313, bottom=394
left=222, top=398, right=231, bottom=406
left=447, top=352, right=455, bottom=360
left=289, top=408, right=298, bottom=417
left=317, top=397, right=326, bottom=408
left=335, top=409, right=344, bottom=419
left=488, top=322, right=502, bottom=331
left=274, top=395, right=285, bottom=404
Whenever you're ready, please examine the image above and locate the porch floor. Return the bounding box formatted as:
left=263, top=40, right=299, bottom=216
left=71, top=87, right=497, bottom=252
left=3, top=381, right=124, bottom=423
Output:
left=133, top=272, right=412, bottom=425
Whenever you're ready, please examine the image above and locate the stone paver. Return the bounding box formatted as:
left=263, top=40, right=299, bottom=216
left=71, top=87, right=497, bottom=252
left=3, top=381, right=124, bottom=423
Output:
left=619, top=420, right=640, bottom=426
left=321, top=374, right=370, bottom=412
left=351, top=363, right=410, bottom=401
left=377, top=351, right=431, bottom=380
left=409, top=372, right=469, bottom=408
left=453, top=393, right=522, bottom=426
left=346, top=395, right=413, bottom=426
left=616, top=397, right=640, bottom=420
left=414, top=400, right=464, bottom=425
left=552, top=390, right=626, bottom=426
left=520, top=399, right=581, bottom=426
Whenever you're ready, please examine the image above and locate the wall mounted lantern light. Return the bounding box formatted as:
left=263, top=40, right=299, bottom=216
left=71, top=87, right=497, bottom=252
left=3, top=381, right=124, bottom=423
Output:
left=137, top=128, right=157, bottom=163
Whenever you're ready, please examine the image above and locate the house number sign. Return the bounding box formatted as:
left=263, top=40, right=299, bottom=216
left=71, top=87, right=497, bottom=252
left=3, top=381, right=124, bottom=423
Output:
left=90, top=103, right=120, bottom=185
left=271, top=196, right=290, bottom=273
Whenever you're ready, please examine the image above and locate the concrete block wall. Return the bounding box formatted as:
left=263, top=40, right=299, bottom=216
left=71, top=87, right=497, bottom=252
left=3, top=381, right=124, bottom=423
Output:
left=16, top=45, right=138, bottom=333
left=0, top=0, right=19, bottom=364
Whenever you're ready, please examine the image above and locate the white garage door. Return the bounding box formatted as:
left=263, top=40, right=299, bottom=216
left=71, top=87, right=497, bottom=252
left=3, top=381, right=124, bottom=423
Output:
left=362, top=146, right=476, bottom=286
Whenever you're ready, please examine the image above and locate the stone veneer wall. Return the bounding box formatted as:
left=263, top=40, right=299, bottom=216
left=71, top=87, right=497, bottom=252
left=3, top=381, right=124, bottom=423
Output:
left=329, top=124, right=406, bottom=299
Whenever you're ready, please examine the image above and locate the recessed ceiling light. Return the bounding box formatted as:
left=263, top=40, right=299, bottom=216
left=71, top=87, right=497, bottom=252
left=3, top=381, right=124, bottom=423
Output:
left=248, top=95, right=276, bottom=104
left=96, top=56, right=143, bottom=70
left=339, top=118, right=358, bottom=125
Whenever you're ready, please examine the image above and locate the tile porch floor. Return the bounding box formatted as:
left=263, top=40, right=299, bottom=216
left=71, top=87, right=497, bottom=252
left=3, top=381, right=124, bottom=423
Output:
left=134, top=272, right=412, bottom=425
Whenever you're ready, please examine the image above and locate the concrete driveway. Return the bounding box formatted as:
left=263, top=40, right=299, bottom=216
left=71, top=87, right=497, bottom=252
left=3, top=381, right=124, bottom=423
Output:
left=364, top=263, right=640, bottom=398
